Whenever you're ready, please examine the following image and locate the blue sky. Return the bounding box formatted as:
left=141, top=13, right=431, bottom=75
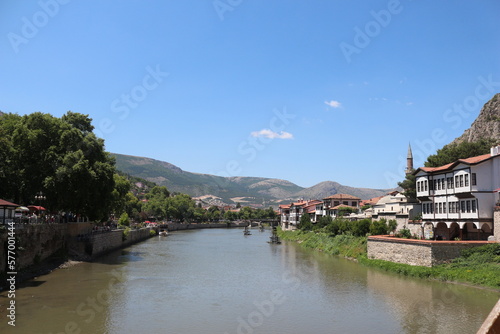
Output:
left=1, top=0, right=499, bottom=190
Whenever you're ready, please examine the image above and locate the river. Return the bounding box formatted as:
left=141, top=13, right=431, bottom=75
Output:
left=1, top=228, right=498, bottom=333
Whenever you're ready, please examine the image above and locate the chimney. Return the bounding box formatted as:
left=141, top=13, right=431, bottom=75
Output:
left=491, top=145, right=500, bottom=157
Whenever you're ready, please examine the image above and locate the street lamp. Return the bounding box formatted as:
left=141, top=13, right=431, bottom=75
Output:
left=35, top=191, right=46, bottom=206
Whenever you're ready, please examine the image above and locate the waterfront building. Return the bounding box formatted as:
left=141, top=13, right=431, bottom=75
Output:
left=0, top=199, right=19, bottom=225
left=322, top=194, right=361, bottom=219
left=279, top=199, right=322, bottom=230
left=370, top=191, right=421, bottom=230
left=413, top=145, right=500, bottom=240
left=279, top=204, right=291, bottom=230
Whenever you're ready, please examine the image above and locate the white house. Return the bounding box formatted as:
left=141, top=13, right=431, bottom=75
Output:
left=413, top=145, right=500, bottom=240
left=371, top=191, right=421, bottom=226
left=0, top=199, right=19, bottom=225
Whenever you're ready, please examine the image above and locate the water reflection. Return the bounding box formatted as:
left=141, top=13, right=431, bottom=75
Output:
left=0, top=228, right=497, bottom=334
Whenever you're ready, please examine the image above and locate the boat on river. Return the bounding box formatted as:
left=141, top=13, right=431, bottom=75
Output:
left=159, top=230, right=168, bottom=236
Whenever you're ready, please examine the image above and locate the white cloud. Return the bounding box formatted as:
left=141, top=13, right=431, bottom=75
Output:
left=250, top=129, right=293, bottom=139
left=324, top=100, right=341, bottom=108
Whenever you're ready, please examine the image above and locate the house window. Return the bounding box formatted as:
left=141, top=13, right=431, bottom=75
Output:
left=443, top=202, right=446, bottom=214
left=455, top=175, right=459, bottom=188
left=334, top=201, right=339, bottom=206
left=417, top=182, right=421, bottom=192
left=472, top=173, right=477, bottom=186
left=461, top=201, right=466, bottom=213
left=434, top=180, right=437, bottom=191
left=465, top=174, right=469, bottom=187
left=343, top=201, right=348, bottom=206
left=430, top=203, right=434, bottom=213
left=351, top=201, right=357, bottom=207
left=466, top=200, right=471, bottom=213
left=460, top=175, right=464, bottom=187
left=449, top=202, right=453, bottom=213
left=424, top=180, right=428, bottom=191
left=472, top=200, right=476, bottom=212
left=437, top=180, right=441, bottom=190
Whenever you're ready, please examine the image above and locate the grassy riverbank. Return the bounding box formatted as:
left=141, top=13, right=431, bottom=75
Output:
left=278, top=229, right=500, bottom=290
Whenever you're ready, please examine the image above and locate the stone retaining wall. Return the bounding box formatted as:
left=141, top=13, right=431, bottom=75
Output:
left=165, top=222, right=248, bottom=231
left=367, top=236, right=492, bottom=267
left=0, top=223, right=69, bottom=273
left=89, top=230, right=124, bottom=258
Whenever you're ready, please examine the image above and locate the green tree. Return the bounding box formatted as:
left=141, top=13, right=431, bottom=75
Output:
left=370, top=219, right=389, bottom=235
left=351, top=219, right=371, bottom=237
left=298, top=213, right=312, bottom=231
left=388, top=219, right=398, bottom=233
left=118, top=212, right=130, bottom=226
left=337, top=206, right=357, bottom=217
left=398, top=173, right=416, bottom=201
left=317, top=215, right=333, bottom=229
left=167, top=194, right=195, bottom=222
left=425, top=138, right=495, bottom=167
left=0, top=111, right=116, bottom=220
left=110, top=174, right=132, bottom=216
left=143, top=186, right=170, bottom=219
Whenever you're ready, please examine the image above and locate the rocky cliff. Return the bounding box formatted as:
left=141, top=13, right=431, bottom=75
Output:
left=452, top=93, right=500, bottom=144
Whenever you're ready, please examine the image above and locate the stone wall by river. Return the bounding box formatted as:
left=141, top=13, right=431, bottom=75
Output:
left=0, top=223, right=154, bottom=278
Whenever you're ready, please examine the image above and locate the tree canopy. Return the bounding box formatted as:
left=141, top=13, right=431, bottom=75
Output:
left=0, top=111, right=116, bottom=220
left=424, top=138, right=495, bottom=167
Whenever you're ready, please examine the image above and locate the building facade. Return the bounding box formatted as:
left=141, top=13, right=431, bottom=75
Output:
left=413, top=146, right=500, bottom=240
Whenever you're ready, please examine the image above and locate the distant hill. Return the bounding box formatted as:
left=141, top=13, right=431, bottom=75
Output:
left=112, top=153, right=394, bottom=207
left=452, top=93, right=500, bottom=144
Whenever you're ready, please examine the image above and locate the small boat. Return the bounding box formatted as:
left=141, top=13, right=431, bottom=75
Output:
left=159, top=230, right=168, bottom=236
left=244, top=226, right=251, bottom=235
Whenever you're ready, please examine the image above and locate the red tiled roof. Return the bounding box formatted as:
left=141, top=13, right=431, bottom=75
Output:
left=0, top=199, right=19, bottom=207
left=323, top=193, right=360, bottom=200
left=329, top=204, right=357, bottom=210
left=360, top=195, right=384, bottom=206
left=279, top=204, right=291, bottom=209
left=416, top=153, right=492, bottom=174
left=306, top=207, right=316, bottom=213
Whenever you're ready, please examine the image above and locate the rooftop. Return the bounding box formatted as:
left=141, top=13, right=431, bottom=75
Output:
left=323, top=193, right=361, bottom=200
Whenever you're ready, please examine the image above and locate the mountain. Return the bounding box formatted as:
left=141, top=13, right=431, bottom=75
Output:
left=294, top=181, right=391, bottom=201
left=452, top=93, right=500, bottom=144
left=111, top=153, right=393, bottom=207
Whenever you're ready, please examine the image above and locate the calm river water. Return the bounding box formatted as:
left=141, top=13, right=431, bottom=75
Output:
left=1, top=228, right=499, bottom=334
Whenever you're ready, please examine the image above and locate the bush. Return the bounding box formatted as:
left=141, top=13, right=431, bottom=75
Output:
left=370, top=219, right=388, bottom=235
left=397, top=227, right=412, bottom=239
left=351, top=219, right=371, bottom=237
left=118, top=212, right=130, bottom=226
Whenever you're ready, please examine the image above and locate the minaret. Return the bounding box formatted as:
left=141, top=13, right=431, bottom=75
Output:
left=405, top=143, right=413, bottom=174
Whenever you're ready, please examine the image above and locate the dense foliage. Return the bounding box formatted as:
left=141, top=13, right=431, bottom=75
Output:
left=424, top=138, right=495, bottom=167
left=0, top=112, right=116, bottom=220
left=297, top=216, right=394, bottom=237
